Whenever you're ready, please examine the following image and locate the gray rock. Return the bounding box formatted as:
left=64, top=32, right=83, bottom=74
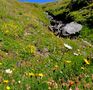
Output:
left=46, top=12, right=83, bottom=37
left=62, top=22, right=82, bottom=36
left=46, top=12, right=53, bottom=20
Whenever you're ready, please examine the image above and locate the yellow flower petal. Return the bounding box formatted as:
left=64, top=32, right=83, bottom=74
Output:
left=81, top=67, right=84, bottom=70
left=6, top=86, right=11, bottom=90
left=0, top=62, right=2, bottom=65
left=55, top=65, right=59, bottom=68
left=65, top=60, right=71, bottom=64
left=84, top=59, right=90, bottom=65
left=53, top=65, right=59, bottom=71
left=28, top=72, right=35, bottom=77
left=3, top=80, right=9, bottom=84
left=27, top=45, right=36, bottom=54
left=38, top=73, right=44, bottom=77
left=5, top=30, right=9, bottom=34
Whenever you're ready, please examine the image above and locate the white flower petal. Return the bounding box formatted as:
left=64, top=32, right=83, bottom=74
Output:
left=5, top=69, right=12, bottom=74
left=73, top=53, right=79, bottom=56
left=64, top=43, right=72, bottom=50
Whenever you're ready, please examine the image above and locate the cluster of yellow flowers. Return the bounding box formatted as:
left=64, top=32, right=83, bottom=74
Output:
left=1, top=22, right=21, bottom=37
left=26, top=72, right=44, bottom=78
left=1, top=22, right=16, bottom=32
left=3, top=80, right=11, bottom=90
left=64, top=58, right=90, bottom=65
left=26, top=45, right=36, bottom=54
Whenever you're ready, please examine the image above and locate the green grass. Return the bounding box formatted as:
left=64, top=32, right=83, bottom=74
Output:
left=0, top=0, right=93, bottom=90
left=43, top=0, right=93, bottom=25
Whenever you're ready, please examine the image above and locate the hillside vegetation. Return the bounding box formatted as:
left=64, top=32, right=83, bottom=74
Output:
left=0, top=0, right=93, bottom=90
left=43, top=0, right=93, bottom=24
left=43, top=0, right=93, bottom=42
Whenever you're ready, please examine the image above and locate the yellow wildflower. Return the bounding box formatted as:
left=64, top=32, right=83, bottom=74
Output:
left=81, top=67, right=84, bottom=70
left=27, top=45, right=36, bottom=54
left=28, top=72, right=35, bottom=77
left=55, top=65, right=59, bottom=68
left=12, top=68, right=15, bottom=71
left=77, top=49, right=80, bottom=52
left=6, top=86, right=11, bottom=90
left=65, top=60, right=71, bottom=64
left=0, top=62, right=2, bottom=65
left=53, top=65, right=59, bottom=71
left=84, top=59, right=90, bottom=65
left=5, top=30, right=9, bottom=34
left=77, top=49, right=81, bottom=55
left=3, top=80, right=9, bottom=84
left=37, top=73, right=44, bottom=77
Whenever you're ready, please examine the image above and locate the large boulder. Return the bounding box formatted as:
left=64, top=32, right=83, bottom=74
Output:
left=61, top=22, right=82, bottom=36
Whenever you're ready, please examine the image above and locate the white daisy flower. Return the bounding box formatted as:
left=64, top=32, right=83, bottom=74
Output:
left=5, top=69, right=12, bottom=74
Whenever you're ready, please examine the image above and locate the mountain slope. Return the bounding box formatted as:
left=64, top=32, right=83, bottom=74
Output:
left=0, top=0, right=93, bottom=90
left=43, top=0, right=93, bottom=25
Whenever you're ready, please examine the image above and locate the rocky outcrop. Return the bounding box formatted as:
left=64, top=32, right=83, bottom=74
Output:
left=61, top=22, right=82, bottom=36
left=47, top=12, right=83, bottom=37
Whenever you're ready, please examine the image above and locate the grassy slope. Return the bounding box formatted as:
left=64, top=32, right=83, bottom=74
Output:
left=0, top=0, right=93, bottom=90
left=42, top=0, right=71, bottom=15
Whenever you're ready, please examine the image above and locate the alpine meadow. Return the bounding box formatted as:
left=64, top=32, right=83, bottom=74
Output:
left=0, top=0, right=93, bottom=90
